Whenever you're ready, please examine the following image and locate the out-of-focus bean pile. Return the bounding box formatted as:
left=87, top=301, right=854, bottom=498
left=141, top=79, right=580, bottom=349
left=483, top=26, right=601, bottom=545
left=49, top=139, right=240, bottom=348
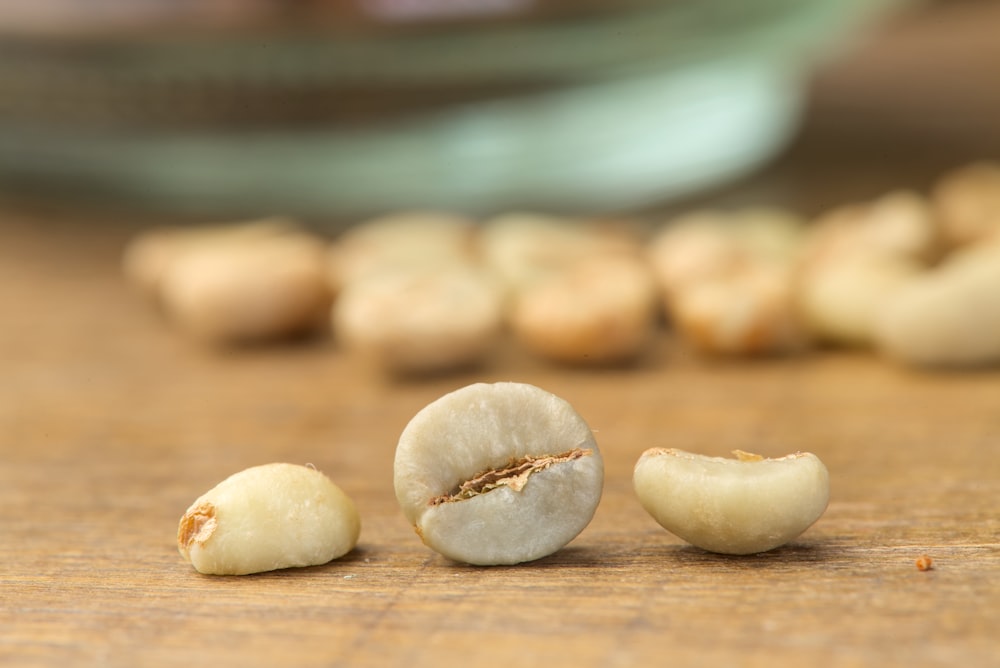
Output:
left=123, top=162, right=1000, bottom=372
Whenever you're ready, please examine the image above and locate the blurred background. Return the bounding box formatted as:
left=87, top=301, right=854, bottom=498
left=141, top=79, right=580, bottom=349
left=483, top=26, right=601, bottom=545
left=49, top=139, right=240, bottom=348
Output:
left=0, top=0, right=997, bottom=222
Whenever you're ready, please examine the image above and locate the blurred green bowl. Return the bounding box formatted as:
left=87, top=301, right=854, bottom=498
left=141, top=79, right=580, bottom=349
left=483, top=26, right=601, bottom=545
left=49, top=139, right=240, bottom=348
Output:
left=0, top=0, right=900, bottom=219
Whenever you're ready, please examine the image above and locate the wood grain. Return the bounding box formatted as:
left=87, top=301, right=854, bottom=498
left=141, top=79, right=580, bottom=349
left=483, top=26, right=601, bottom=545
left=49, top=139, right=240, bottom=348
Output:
left=2, top=208, right=998, bottom=667
left=2, top=3, right=1000, bottom=666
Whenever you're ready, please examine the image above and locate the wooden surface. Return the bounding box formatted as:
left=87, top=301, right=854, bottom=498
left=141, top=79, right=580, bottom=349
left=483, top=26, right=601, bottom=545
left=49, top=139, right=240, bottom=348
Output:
left=3, top=2, right=1000, bottom=667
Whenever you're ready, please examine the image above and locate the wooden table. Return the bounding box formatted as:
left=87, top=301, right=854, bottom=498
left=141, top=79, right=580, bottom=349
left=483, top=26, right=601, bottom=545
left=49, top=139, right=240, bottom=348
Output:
left=3, top=3, right=1000, bottom=666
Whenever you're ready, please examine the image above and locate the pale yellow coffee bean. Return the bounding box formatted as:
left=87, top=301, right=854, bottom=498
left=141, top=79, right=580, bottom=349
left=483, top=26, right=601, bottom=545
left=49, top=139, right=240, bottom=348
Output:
left=177, top=463, right=360, bottom=575
left=509, top=254, right=659, bottom=364
left=932, top=162, right=1000, bottom=248
left=646, top=208, right=802, bottom=299
left=794, top=191, right=940, bottom=346
left=731, top=208, right=807, bottom=264
left=481, top=212, right=642, bottom=294
left=122, top=217, right=300, bottom=298
left=633, top=448, right=829, bottom=555
left=646, top=213, right=746, bottom=297
left=875, top=241, right=1000, bottom=367
left=160, top=235, right=331, bottom=344
left=800, top=191, right=940, bottom=266
left=330, top=211, right=478, bottom=287
left=795, top=255, right=924, bottom=346
left=394, top=382, right=603, bottom=566
left=670, top=265, right=807, bottom=356
left=646, top=208, right=806, bottom=355
left=332, top=266, right=503, bottom=374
